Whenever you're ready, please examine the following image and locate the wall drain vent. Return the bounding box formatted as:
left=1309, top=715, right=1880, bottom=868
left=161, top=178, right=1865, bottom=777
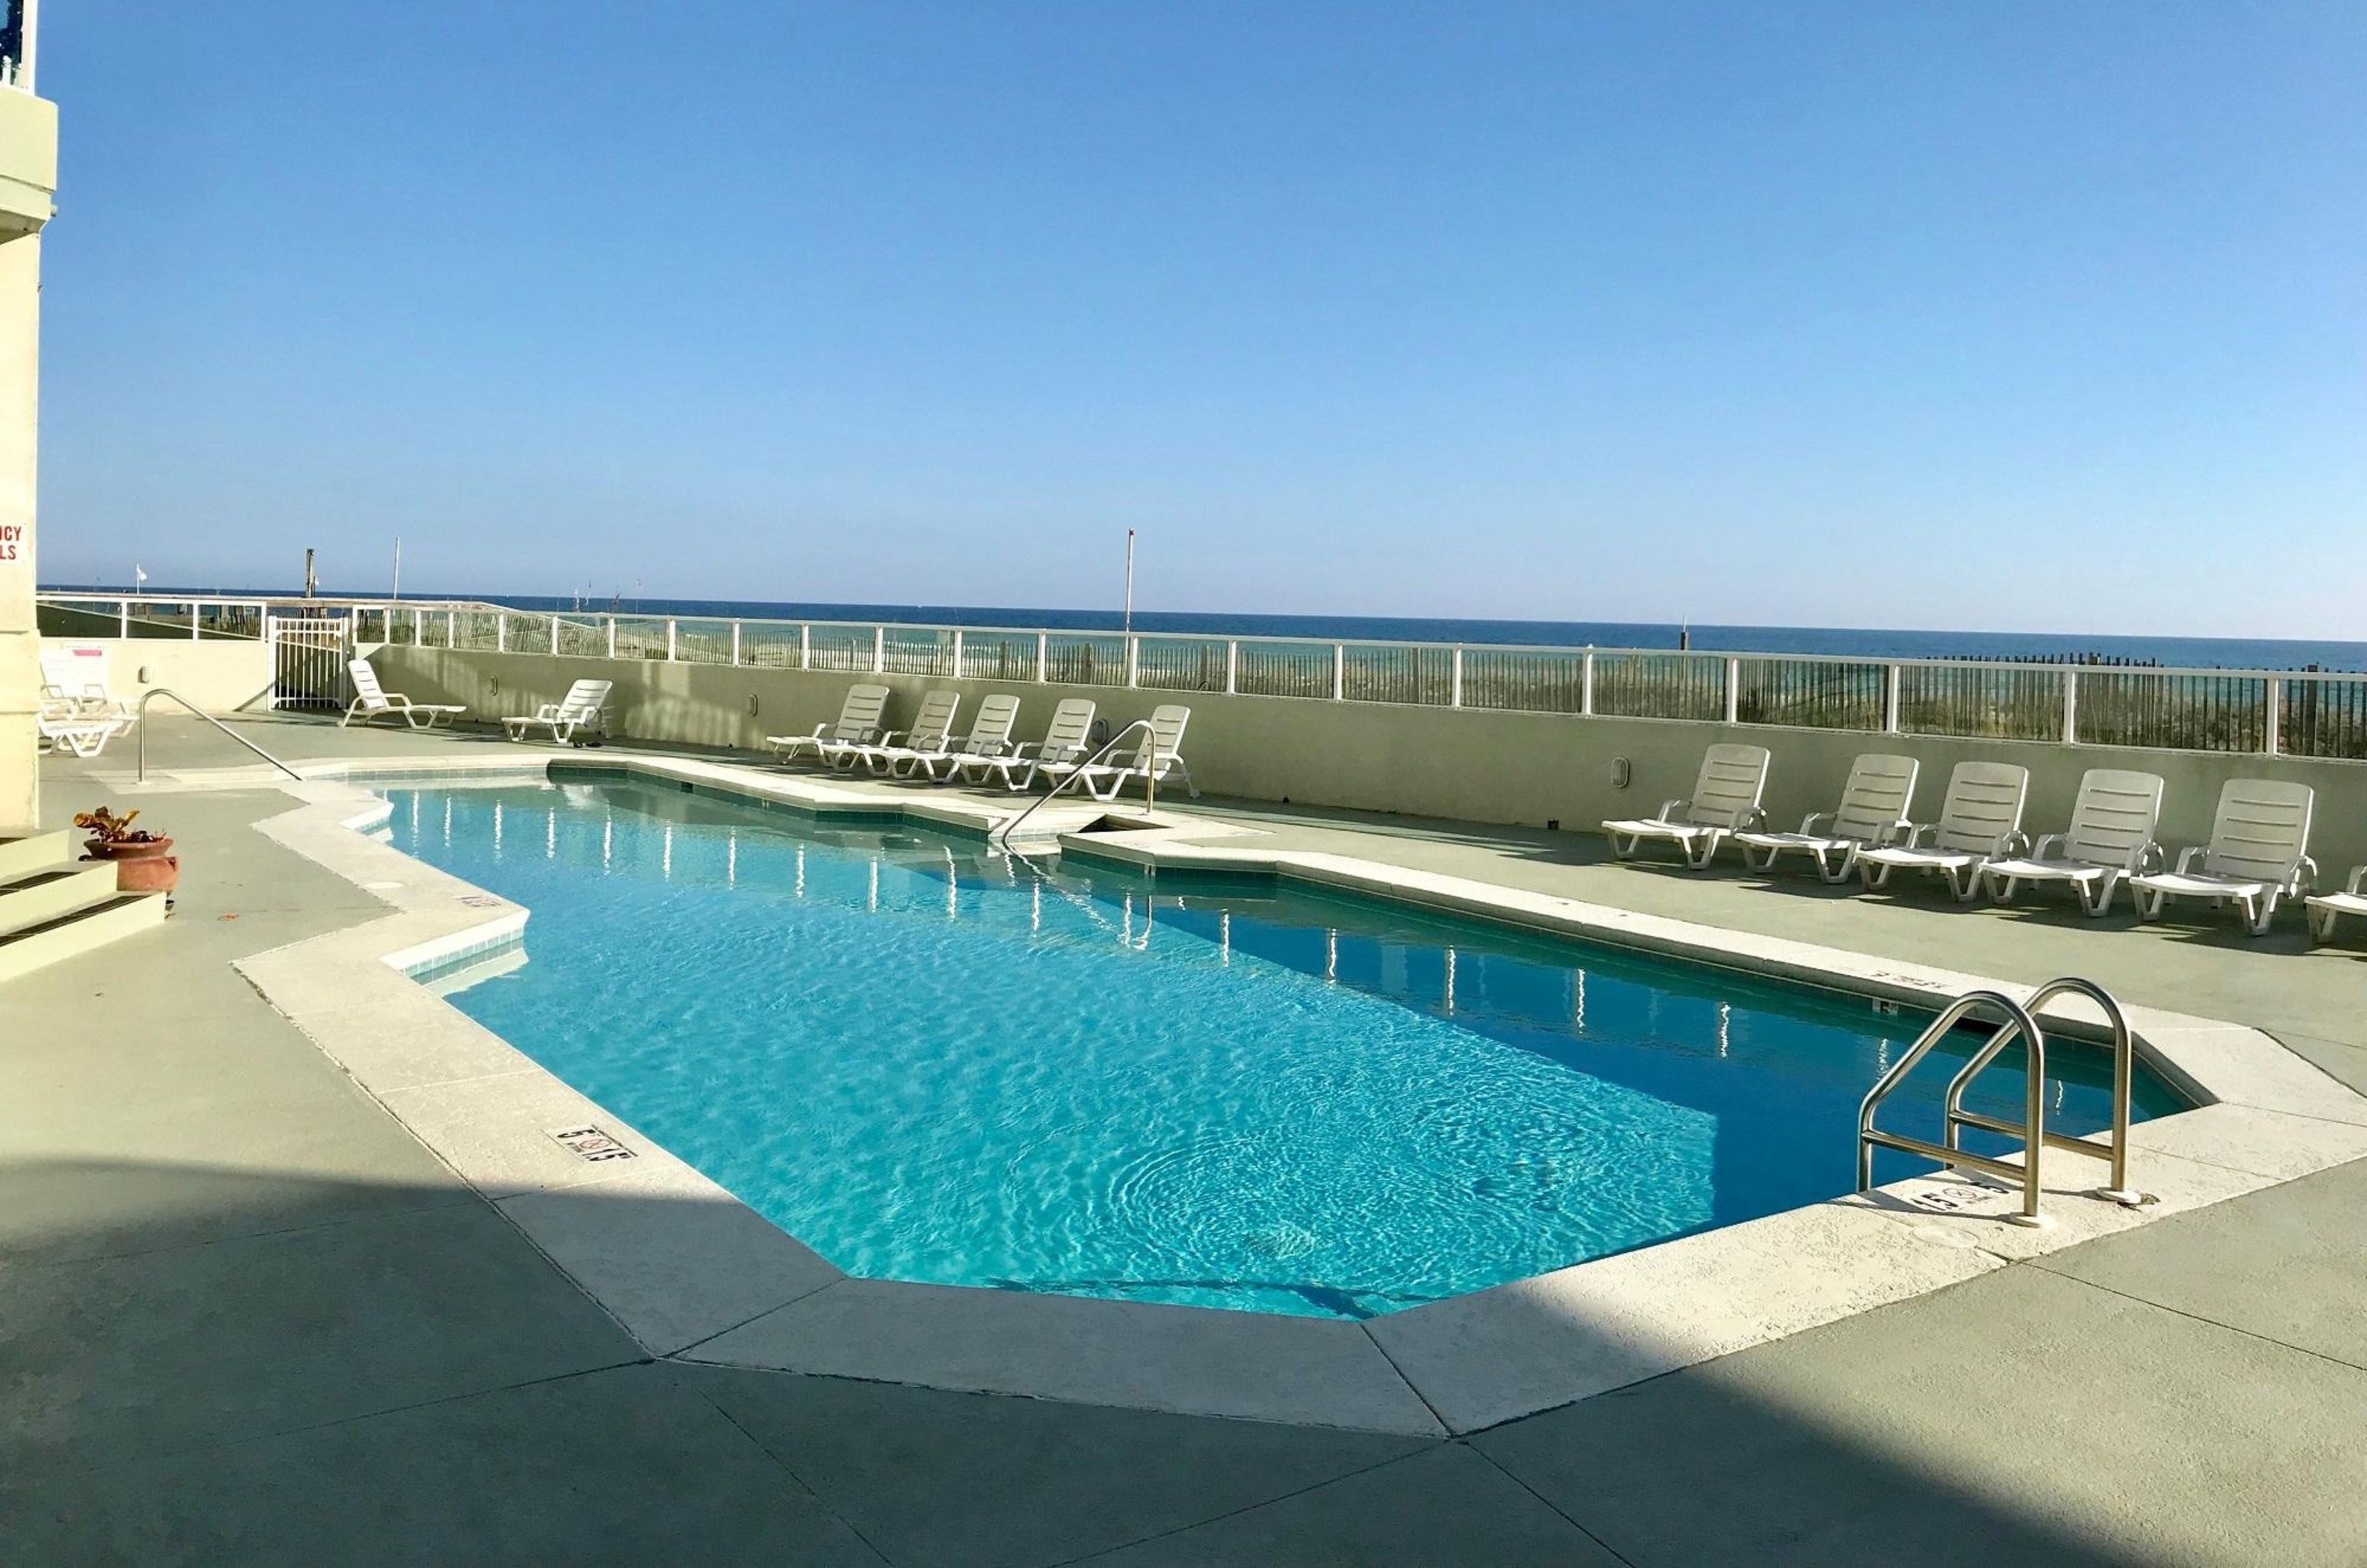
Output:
left=551, top=1125, right=635, bottom=1163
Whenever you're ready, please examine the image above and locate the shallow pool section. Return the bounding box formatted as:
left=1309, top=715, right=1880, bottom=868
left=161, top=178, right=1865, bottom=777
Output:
left=381, top=777, right=2181, bottom=1319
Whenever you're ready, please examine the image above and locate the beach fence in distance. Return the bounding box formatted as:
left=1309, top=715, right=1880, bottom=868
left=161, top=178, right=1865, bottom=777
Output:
left=33, top=592, right=2367, bottom=762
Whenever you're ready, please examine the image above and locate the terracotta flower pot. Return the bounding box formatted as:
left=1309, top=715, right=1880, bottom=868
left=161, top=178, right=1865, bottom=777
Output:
left=84, top=836, right=179, bottom=896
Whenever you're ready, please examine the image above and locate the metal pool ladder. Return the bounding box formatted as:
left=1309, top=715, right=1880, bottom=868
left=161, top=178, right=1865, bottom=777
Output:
left=990, top=717, right=1163, bottom=848
left=1857, top=976, right=2150, bottom=1227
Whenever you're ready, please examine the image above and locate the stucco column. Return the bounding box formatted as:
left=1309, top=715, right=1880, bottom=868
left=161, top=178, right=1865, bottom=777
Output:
left=0, top=228, right=40, bottom=836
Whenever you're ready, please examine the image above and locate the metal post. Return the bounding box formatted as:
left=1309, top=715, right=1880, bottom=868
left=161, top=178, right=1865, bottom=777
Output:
left=1127, top=635, right=1140, bottom=689
left=1581, top=649, right=1596, bottom=715
left=550, top=614, right=561, bottom=655
left=1332, top=643, right=1345, bottom=701
left=2062, top=669, right=2079, bottom=746
left=496, top=612, right=507, bottom=653
left=800, top=624, right=811, bottom=669
left=1225, top=640, right=1238, bottom=695
left=1451, top=646, right=1464, bottom=709
left=666, top=619, right=678, bottom=661
left=1723, top=657, right=1740, bottom=724
left=732, top=621, right=743, bottom=666
left=950, top=628, right=963, bottom=678
left=606, top=617, right=618, bottom=659
left=1884, top=663, right=1902, bottom=733
left=447, top=609, right=457, bottom=647
left=189, top=601, right=200, bottom=641
left=2265, top=677, right=2283, bottom=755
left=415, top=606, right=425, bottom=645
left=118, top=599, right=129, bottom=638
left=873, top=626, right=885, bottom=674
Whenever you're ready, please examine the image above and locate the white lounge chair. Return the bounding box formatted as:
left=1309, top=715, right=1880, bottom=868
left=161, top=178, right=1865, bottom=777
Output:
left=36, top=696, right=119, bottom=758
left=840, top=690, right=960, bottom=775
left=502, top=678, right=612, bottom=746
left=767, top=685, right=890, bottom=767
left=1603, top=744, right=1772, bottom=869
left=2306, top=868, right=2367, bottom=944
left=1036, top=705, right=1198, bottom=802
left=1979, top=768, right=2165, bottom=916
left=972, top=698, right=1097, bottom=791
left=1857, top=761, right=2030, bottom=900
left=39, top=649, right=137, bottom=737
left=2131, top=780, right=2315, bottom=937
left=905, top=694, right=1022, bottom=781
left=1733, top=754, right=1919, bottom=882
left=342, top=660, right=467, bottom=729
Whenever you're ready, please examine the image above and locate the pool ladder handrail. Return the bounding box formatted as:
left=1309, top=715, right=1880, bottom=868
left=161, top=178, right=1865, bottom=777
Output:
left=990, top=717, right=1164, bottom=847
left=1857, top=976, right=2147, bottom=1227
left=135, top=687, right=307, bottom=784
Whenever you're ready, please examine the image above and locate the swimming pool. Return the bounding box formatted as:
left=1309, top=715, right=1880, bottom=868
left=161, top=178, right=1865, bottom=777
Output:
left=381, top=775, right=2181, bottom=1320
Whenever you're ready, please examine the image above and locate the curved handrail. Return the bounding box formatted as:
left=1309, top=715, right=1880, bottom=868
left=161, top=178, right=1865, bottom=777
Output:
left=1943, top=976, right=2140, bottom=1203
left=135, top=689, right=307, bottom=783
left=1858, top=989, right=2048, bottom=1223
left=990, top=717, right=1162, bottom=846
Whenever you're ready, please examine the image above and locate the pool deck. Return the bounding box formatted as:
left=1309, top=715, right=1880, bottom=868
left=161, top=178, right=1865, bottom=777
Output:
left=10, top=715, right=2367, bottom=1564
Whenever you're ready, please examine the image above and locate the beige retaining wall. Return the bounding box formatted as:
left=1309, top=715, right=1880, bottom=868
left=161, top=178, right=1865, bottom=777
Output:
left=41, top=636, right=274, bottom=715
left=371, top=646, right=2367, bottom=877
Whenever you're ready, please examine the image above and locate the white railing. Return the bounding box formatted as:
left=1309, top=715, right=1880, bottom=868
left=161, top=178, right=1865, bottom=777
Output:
left=33, top=591, right=2367, bottom=761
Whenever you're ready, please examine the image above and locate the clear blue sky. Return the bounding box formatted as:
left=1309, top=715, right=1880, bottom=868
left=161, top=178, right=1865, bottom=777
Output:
left=34, top=2, right=2367, bottom=635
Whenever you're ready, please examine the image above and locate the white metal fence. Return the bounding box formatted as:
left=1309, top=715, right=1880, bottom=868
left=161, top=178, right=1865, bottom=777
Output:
left=35, top=591, right=2367, bottom=762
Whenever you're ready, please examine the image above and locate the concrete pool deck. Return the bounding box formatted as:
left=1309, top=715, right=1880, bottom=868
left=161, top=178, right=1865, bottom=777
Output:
left=10, top=714, right=2367, bottom=1564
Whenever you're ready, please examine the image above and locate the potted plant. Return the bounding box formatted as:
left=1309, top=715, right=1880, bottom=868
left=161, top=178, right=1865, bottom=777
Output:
left=75, top=807, right=179, bottom=896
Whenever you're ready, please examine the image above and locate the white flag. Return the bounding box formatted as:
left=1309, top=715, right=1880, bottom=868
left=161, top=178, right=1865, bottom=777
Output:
left=134, top=564, right=147, bottom=586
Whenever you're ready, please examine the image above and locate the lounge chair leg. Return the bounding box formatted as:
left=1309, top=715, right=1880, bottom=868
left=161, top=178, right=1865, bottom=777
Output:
left=2247, top=893, right=2277, bottom=937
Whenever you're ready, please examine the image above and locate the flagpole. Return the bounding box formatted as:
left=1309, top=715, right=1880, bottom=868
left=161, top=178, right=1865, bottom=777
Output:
left=1122, top=529, right=1135, bottom=637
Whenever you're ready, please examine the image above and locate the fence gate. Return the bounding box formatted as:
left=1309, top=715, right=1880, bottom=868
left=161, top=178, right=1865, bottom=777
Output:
left=268, top=615, right=354, bottom=712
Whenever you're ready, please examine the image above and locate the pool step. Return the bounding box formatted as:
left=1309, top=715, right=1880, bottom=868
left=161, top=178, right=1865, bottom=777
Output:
left=0, top=832, right=169, bottom=986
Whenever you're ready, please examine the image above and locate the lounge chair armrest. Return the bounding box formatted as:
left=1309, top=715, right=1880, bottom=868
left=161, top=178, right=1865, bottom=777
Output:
left=1996, top=831, right=2030, bottom=858
left=873, top=729, right=910, bottom=748
left=2030, top=834, right=2064, bottom=861
left=2294, top=856, right=2320, bottom=896
left=1902, top=822, right=1938, bottom=849
left=2128, top=839, right=2166, bottom=876
left=1656, top=798, right=1687, bottom=822
left=2349, top=865, right=2367, bottom=896
left=2172, top=846, right=2206, bottom=874
left=1798, top=811, right=1834, bottom=836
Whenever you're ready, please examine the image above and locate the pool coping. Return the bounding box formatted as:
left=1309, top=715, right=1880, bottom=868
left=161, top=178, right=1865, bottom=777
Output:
left=202, top=747, right=2367, bottom=1438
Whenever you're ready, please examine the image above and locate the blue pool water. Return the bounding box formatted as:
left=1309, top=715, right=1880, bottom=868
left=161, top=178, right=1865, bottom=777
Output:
left=382, top=777, right=2181, bottom=1319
